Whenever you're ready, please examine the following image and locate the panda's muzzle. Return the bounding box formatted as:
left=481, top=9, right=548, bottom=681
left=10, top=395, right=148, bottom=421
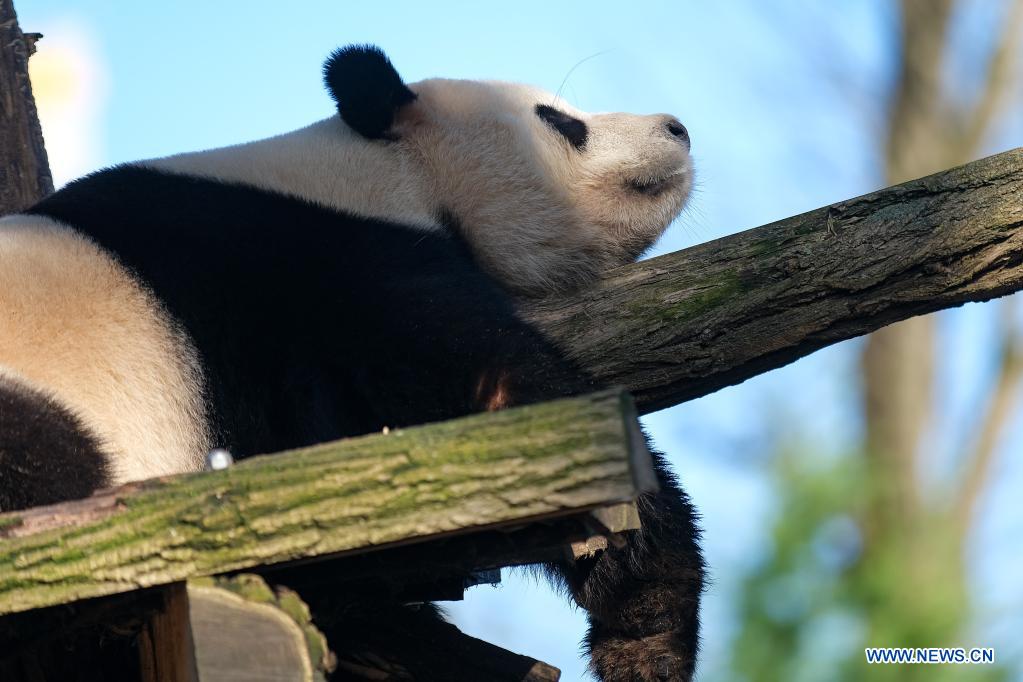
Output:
left=628, top=171, right=686, bottom=197
left=625, top=116, right=690, bottom=195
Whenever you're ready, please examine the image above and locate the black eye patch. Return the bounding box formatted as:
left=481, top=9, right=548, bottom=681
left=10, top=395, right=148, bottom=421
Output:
left=535, top=104, right=588, bottom=149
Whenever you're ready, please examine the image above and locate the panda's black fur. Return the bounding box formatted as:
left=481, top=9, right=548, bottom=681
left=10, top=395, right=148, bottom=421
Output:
left=0, top=373, right=109, bottom=510
left=26, top=165, right=590, bottom=460
left=2, top=46, right=704, bottom=680
left=323, top=45, right=418, bottom=139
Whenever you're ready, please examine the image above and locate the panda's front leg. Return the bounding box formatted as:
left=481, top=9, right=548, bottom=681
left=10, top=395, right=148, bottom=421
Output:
left=551, top=447, right=704, bottom=682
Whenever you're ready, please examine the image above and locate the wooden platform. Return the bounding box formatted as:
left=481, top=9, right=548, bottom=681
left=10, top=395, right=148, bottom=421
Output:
left=0, top=390, right=653, bottom=681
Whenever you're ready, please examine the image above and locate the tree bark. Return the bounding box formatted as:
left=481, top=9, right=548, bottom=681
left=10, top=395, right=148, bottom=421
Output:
left=524, top=147, right=1023, bottom=414
left=0, top=0, right=52, bottom=214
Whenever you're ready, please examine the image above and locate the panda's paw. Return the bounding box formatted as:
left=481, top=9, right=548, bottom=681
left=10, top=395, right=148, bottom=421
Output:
left=588, top=628, right=694, bottom=681
left=583, top=585, right=699, bottom=682
left=551, top=449, right=704, bottom=680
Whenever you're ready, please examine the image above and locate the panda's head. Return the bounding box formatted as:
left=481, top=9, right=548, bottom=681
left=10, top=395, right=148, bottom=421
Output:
left=322, top=46, right=692, bottom=296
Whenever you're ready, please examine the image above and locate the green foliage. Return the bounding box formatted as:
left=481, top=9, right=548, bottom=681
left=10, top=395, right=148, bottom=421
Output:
left=725, top=450, right=1007, bottom=682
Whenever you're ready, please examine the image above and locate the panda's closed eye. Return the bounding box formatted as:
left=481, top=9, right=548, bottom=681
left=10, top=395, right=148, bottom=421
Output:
left=535, top=104, right=587, bottom=150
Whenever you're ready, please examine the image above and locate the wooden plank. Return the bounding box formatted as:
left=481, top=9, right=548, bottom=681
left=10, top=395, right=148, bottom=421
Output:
left=0, top=390, right=653, bottom=616
left=568, top=502, right=643, bottom=559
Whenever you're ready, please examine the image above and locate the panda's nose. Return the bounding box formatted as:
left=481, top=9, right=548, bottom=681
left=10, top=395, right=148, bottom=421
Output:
left=665, top=118, right=690, bottom=148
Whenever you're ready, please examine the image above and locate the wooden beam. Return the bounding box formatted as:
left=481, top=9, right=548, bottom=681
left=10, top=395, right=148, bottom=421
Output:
left=0, top=390, right=653, bottom=616
left=525, top=148, right=1023, bottom=412
left=263, top=501, right=640, bottom=607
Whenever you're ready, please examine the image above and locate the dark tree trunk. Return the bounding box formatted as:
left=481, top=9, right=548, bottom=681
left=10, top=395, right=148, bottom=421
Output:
left=0, top=0, right=53, bottom=215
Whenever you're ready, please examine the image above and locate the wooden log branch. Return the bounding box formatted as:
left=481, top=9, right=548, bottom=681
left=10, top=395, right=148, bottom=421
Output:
left=526, top=148, right=1023, bottom=413
left=0, top=0, right=53, bottom=214
left=0, top=390, right=654, bottom=616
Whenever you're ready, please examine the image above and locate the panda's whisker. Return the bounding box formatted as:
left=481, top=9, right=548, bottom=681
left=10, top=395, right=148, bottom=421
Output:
left=552, top=49, right=615, bottom=107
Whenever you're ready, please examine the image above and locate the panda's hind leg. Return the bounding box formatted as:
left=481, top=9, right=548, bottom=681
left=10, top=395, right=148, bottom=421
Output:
left=548, top=447, right=705, bottom=682
left=0, top=370, right=111, bottom=511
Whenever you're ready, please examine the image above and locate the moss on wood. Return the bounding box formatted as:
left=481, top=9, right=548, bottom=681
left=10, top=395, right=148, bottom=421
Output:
left=0, top=390, right=649, bottom=616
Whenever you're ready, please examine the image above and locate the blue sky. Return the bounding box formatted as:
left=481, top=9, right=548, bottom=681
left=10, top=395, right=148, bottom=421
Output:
left=18, top=1, right=1023, bottom=679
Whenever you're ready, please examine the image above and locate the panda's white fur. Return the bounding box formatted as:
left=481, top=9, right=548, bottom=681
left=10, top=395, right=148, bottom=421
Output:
left=148, top=117, right=442, bottom=233
left=148, top=78, right=692, bottom=295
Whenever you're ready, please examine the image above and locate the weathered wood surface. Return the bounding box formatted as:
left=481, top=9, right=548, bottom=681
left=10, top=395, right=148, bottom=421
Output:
left=0, top=0, right=52, bottom=214
left=526, top=148, right=1023, bottom=413
left=0, top=390, right=653, bottom=616
left=188, top=575, right=335, bottom=682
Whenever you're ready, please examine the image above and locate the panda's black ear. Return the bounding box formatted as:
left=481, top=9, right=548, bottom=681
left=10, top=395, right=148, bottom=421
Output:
left=323, top=45, right=417, bottom=140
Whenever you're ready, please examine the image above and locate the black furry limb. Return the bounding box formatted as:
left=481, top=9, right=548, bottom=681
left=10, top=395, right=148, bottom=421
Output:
left=0, top=374, right=110, bottom=511
left=550, top=450, right=704, bottom=681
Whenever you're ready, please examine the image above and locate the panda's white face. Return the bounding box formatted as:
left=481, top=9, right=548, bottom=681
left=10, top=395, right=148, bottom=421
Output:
left=396, top=78, right=692, bottom=294
left=147, top=48, right=692, bottom=296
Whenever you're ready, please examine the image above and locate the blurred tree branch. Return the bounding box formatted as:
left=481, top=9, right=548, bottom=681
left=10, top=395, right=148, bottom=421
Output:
left=949, top=0, right=1023, bottom=533
left=863, top=0, right=1023, bottom=546
left=855, top=0, right=1022, bottom=671
left=955, top=298, right=1023, bottom=530
left=861, top=0, right=955, bottom=540
left=721, top=2, right=1022, bottom=677
left=884, top=0, right=954, bottom=182
left=956, top=0, right=1023, bottom=163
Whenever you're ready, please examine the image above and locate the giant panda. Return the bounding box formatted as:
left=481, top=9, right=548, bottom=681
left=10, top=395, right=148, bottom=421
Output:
left=0, top=46, right=703, bottom=680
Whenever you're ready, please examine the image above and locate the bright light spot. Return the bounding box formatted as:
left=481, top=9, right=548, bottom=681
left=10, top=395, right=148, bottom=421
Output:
left=28, top=19, right=109, bottom=188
